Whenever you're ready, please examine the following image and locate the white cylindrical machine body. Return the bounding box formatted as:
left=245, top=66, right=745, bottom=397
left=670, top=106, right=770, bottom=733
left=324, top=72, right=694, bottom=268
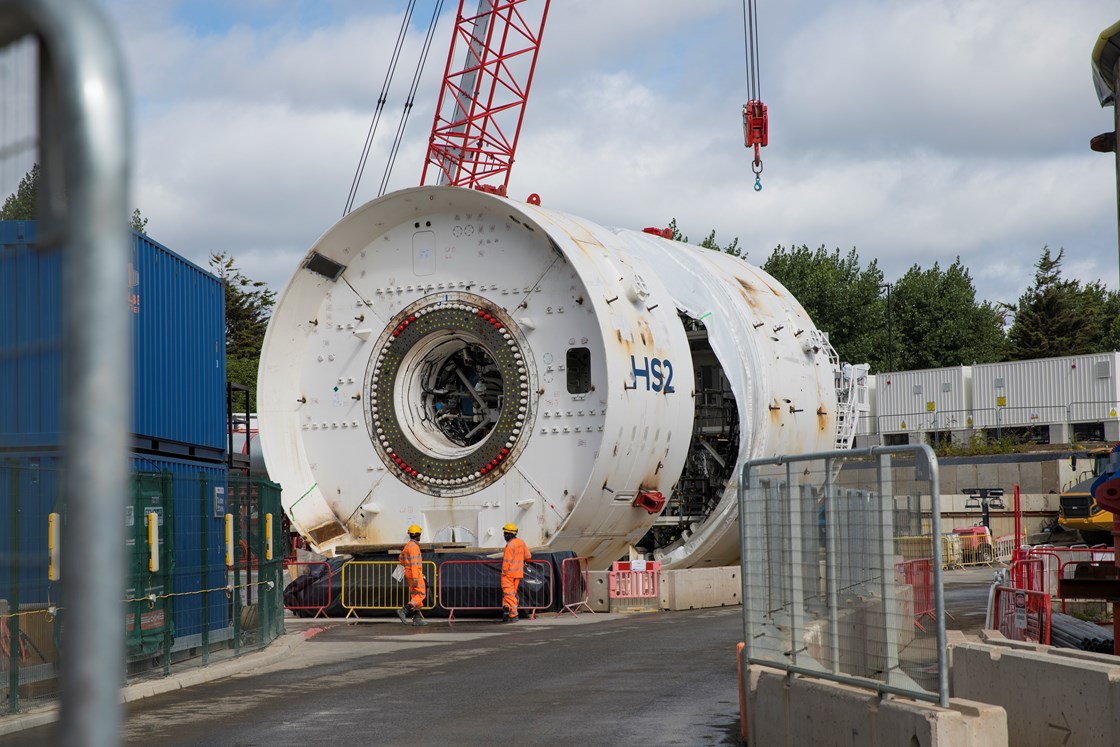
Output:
left=259, top=186, right=840, bottom=568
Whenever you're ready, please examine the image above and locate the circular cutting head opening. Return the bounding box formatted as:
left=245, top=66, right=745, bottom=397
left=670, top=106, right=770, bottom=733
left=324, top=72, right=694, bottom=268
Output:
left=365, top=292, right=534, bottom=496
left=398, top=334, right=504, bottom=456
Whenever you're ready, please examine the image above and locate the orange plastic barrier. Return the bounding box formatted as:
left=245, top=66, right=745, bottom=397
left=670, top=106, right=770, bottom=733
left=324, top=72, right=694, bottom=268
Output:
left=608, top=560, right=660, bottom=599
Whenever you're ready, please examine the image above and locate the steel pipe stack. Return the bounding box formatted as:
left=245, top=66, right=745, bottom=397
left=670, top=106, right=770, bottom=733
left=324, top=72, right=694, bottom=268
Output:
left=1050, top=611, right=1116, bottom=654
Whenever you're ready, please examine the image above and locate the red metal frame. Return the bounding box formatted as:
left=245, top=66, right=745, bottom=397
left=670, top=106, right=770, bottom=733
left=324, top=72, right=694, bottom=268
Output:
left=283, top=561, right=333, bottom=618
left=436, top=558, right=554, bottom=623
left=422, top=0, right=550, bottom=194
left=559, top=556, right=593, bottom=616
left=992, top=586, right=1051, bottom=644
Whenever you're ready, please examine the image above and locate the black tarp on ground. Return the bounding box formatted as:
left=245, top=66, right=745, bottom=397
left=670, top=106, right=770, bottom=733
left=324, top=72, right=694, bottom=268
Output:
left=284, top=550, right=578, bottom=618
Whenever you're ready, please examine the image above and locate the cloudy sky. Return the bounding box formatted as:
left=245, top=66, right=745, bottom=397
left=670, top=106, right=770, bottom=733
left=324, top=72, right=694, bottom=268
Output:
left=72, top=1, right=1120, bottom=308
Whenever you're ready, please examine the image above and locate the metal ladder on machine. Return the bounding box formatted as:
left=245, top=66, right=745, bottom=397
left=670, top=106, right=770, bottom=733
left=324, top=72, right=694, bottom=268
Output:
left=813, top=329, right=868, bottom=451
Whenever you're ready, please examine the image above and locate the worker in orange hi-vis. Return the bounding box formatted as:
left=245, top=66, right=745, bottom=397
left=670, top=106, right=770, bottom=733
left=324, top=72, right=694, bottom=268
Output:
left=500, top=523, right=532, bottom=623
left=396, top=525, right=428, bottom=626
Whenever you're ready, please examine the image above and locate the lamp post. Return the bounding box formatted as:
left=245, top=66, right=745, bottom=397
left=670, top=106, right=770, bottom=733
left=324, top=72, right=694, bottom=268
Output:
left=881, top=282, right=893, bottom=372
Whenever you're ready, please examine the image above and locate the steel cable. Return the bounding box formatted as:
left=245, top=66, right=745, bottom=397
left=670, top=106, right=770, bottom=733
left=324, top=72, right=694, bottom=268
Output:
left=344, top=0, right=418, bottom=216
left=379, top=0, right=446, bottom=197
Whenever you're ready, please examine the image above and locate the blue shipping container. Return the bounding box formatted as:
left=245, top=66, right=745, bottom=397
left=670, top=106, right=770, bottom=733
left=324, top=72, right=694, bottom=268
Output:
left=0, top=451, right=231, bottom=644
left=0, top=221, right=227, bottom=453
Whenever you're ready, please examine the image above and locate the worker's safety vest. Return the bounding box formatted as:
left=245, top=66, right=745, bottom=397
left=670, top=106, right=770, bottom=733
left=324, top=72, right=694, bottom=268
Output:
left=502, top=537, right=531, bottom=578
left=399, top=540, right=423, bottom=581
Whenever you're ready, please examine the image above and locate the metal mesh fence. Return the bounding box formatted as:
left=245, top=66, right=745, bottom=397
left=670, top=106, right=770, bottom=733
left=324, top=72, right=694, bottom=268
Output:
left=0, top=462, right=286, bottom=711
left=738, top=445, right=948, bottom=707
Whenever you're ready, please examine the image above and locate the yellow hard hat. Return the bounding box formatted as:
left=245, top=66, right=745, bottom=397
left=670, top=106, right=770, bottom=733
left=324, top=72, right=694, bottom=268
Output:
left=407, top=524, right=422, bottom=535
left=502, top=523, right=518, bottom=534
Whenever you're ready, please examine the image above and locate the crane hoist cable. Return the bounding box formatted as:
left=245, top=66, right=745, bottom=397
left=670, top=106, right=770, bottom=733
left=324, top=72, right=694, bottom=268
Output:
left=741, top=0, right=767, bottom=191
left=378, top=0, right=446, bottom=198
left=344, top=0, right=418, bottom=216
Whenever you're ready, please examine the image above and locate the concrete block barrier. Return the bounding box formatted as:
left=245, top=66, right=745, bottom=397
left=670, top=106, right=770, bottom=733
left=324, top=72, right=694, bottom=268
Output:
left=951, top=633, right=1120, bottom=747
left=588, top=570, right=611, bottom=612
left=658, top=566, right=740, bottom=610
left=745, top=662, right=1007, bottom=746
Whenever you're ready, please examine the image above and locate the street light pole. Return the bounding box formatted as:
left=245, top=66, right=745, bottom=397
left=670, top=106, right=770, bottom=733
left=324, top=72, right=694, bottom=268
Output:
left=881, top=282, right=893, bottom=372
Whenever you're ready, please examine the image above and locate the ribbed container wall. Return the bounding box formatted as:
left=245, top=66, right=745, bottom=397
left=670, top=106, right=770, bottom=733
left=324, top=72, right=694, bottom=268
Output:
left=0, top=221, right=227, bottom=452
left=972, top=353, right=1120, bottom=427
left=0, top=452, right=230, bottom=640
left=874, top=366, right=970, bottom=433
left=131, top=233, right=227, bottom=452
left=131, top=453, right=230, bottom=641
left=0, top=222, right=62, bottom=447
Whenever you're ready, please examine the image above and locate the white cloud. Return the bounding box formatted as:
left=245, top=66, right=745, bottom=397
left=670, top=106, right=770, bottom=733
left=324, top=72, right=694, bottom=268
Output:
left=91, top=0, right=1120, bottom=312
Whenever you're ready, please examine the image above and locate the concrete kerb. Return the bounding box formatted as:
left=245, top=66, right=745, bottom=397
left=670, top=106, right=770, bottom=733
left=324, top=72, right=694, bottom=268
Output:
left=0, top=632, right=304, bottom=738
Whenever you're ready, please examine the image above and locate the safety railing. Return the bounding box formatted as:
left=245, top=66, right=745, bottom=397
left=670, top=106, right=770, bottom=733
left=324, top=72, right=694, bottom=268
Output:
left=991, top=586, right=1051, bottom=644
left=1009, top=558, right=1045, bottom=594
left=940, top=534, right=962, bottom=569
left=341, top=560, right=437, bottom=616
left=283, top=561, right=333, bottom=618
left=992, top=533, right=1024, bottom=564
left=1021, top=547, right=1114, bottom=600
left=895, top=558, right=934, bottom=631
left=1057, top=560, right=1117, bottom=620
left=895, top=535, right=936, bottom=563
left=608, top=560, right=660, bottom=599
left=956, top=534, right=996, bottom=566
left=739, top=444, right=949, bottom=708
left=869, top=399, right=1120, bottom=439
left=559, top=556, right=593, bottom=615
left=436, top=559, right=553, bottom=623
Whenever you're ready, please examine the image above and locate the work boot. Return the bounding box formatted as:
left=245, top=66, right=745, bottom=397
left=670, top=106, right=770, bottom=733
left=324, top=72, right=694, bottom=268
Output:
left=507, top=612, right=520, bottom=623
left=412, top=615, right=428, bottom=627
left=501, top=605, right=511, bottom=623
left=396, top=606, right=409, bottom=625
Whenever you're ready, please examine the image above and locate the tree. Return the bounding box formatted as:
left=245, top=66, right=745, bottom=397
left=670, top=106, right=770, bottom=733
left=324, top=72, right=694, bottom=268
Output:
left=209, top=252, right=276, bottom=410
left=667, top=218, right=742, bottom=257
left=0, top=163, right=150, bottom=231
left=130, top=208, right=149, bottom=235
left=0, top=163, right=38, bottom=219
left=890, top=258, right=1006, bottom=370
left=762, top=245, right=887, bottom=369
left=1006, top=248, right=1112, bottom=360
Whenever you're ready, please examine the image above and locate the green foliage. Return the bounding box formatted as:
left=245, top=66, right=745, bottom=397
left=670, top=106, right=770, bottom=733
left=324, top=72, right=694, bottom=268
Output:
left=890, top=258, right=1006, bottom=370
left=0, top=164, right=150, bottom=232
left=667, top=218, right=742, bottom=257
left=209, top=252, right=275, bottom=411
left=0, top=163, right=38, bottom=219
left=130, top=208, right=149, bottom=235
left=932, top=433, right=1034, bottom=458
left=226, top=358, right=261, bottom=412
left=1006, top=247, right=1117, bottom=359
left=762, top=244, right=887, bottom=368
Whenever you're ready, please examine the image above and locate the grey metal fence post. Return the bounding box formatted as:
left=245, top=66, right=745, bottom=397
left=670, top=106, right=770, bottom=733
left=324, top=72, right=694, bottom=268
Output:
left=876, top=453, right=900, bottom=686
left=0, top=2, right=132, bottom=745
left=823, top=457, right=840, bottom=675
left=924, top=445, right=949, bottom=708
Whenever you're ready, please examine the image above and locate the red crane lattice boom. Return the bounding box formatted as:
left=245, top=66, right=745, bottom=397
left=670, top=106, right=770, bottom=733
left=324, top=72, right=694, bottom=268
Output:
left=422, top=0, right=550, bottom=194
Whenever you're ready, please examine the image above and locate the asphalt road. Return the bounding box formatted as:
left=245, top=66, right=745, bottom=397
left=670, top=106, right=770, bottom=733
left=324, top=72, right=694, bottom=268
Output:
left=5, top=608, right=745, bottom=747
